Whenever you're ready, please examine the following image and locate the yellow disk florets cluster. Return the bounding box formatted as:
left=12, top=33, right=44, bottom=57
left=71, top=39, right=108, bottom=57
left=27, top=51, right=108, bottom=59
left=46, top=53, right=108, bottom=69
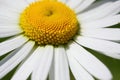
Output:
left=20, top=1, right=79, bottom=45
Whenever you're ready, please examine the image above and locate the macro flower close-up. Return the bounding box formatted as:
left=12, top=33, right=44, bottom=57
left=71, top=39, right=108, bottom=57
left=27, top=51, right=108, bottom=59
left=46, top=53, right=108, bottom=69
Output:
left=0, top=0, right=120, bottom=80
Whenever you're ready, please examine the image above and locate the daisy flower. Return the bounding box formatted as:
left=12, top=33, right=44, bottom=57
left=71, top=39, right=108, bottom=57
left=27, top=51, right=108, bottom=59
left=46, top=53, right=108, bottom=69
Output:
left=0, top=0, right=120, bottom=80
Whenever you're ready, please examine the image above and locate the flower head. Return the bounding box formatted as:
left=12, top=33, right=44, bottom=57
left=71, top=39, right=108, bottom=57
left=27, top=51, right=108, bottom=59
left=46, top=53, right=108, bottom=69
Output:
left=0, top=0, right=120, bottom=80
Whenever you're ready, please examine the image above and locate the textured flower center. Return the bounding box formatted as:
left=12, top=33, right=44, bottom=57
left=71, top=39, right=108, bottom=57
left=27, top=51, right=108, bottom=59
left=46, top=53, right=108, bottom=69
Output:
left=20, top=1, right=79, bottom=45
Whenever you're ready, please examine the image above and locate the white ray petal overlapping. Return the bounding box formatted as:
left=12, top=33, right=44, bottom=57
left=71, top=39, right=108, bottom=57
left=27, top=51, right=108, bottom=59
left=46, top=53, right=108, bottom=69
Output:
left=11, top=46, right=44, bottom=80
left=67, top=52, right=94, bottom=80
left=0, top=26, right=23, bottom=38
left=81, top=28, right=120, bottom=40
left=32, top=45, right=53, bottom=80
left=0, top=4, right=20, bottom=18
left=82, top=0, right=115, bottom=12
left=1, top=0, right=28, bottom=12
left=0, top=35, right=29, bottom=56
left=0, top=15, right=19, bottom=26
left=0, top=41, right=35, bottom=79
left=66, top=0, right=83, bottom=9
left=26, top=0, right=36, bottom=3
left=80, top=15, right=120, bottom=29
left=75, top=36, right=120, bottom=59
left=54, top=46, right=70, bottom=80
left=49, top=58, right=55, bottom=80
left=78, top=0, right=120, bottom=22
left=0, top=13, right=18, bottom=23
left=67, top=42, right=112, bottom=80
left=58, top=0, right=67, bottom=4
left=75, top=0, right=96, bottom=13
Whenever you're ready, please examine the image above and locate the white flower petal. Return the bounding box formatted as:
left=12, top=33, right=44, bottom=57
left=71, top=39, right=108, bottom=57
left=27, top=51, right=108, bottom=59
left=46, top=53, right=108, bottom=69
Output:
left=78, top=1, right=120, bottom=22
left=66, top=0, right=83, bottom=9
left=81, top=28, right=120, bottom=40
left=67, top=42, right=112, bottom=80
left=0, top=41, right=35, bottom=79
left=54, top=46, right=70, bottom=80
left=75, top=0, right=95, bottom=13
left=11, top=46, right=44, bottom=80
left=32, top=45, right=53, bottom=80
left=0, top=35, right=29, bottom=56
left=82, top=0, right=115, bottom=12
left=0, top=32, right=22, bottom=38
left=75, top=36, right=120, bottom=59
left=0, top=26, right=23, bottom=38
left=58, top=0, right=67, bottom=4
left=0, top=5, right=19, bottom=26
left=108, top=1, right=120, bottom=16
left=80, top=15, right=120, bottom=29
left=0, top=4, right=20, bottom=17
left=66, top=51, right=94, bottom=80
left=49, top=58, right=55, bottom=80
left=0, top=25, right=20, bottom=28
left=0, top=15, right=19, bottom=26
left=0, top=12, right=19, bottom=23
left=26, top=0, right=36, bottom=3
left=1, top=0, right=28, bottom=12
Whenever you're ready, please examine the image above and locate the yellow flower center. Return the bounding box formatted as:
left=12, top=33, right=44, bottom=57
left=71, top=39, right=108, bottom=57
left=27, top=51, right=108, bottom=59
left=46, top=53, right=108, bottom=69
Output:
left=20, top=1, right=79, bottom=45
